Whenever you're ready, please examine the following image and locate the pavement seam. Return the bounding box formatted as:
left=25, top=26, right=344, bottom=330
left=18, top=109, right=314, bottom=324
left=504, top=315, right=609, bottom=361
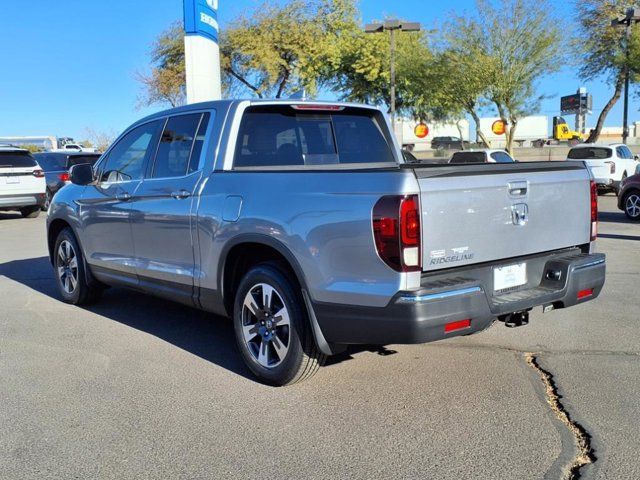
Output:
left=524, top=353, right=596, bottom=480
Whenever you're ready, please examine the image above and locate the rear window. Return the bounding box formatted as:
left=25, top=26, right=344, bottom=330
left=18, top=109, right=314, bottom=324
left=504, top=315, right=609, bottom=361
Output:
left=449, top=152, right=486, bottom=164
left=568, top=147, right=612, bottom=160
left=33, top=153, right=100, bottom=170
left=0, top=151, right=37, bottom=168
left=67, top=154, right=101, bottom=168
left=233, top=106, right=395, bottom=168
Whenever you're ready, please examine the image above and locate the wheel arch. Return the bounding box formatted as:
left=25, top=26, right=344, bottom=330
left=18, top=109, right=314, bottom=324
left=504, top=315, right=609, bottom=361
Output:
left=219, top=234, right=309, bottom=317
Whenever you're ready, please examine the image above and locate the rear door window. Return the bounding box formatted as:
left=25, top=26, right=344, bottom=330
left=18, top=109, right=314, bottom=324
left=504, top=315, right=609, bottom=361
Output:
left=151, top=113, right=210, bottom=178
left=233, top=106, right=395, bottom=168
left=0, top=151, right=37, bottom=168
left=568, top=147, right=612, bottom=160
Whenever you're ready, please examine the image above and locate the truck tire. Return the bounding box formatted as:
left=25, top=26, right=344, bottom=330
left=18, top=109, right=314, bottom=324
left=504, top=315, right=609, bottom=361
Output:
left=233, top=262, right=325, bottom=386
left=20, top=206, right=40, bottom=218
left=53, top=227, right=103, bottom=305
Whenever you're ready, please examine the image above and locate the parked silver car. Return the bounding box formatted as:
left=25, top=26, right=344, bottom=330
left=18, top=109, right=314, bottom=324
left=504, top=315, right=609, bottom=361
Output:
left=47, top=100, right=606, bottom=385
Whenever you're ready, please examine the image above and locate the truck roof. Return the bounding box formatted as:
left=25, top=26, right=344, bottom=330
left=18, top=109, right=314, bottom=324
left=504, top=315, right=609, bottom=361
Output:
left=131, top=99, right=383, bottom=130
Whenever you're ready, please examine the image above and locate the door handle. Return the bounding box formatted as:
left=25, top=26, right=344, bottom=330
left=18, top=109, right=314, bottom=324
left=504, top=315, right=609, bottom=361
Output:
left=171, top=190, right=191, bottom=199
left=116, top=192, right=131, bottom=201
left=508, top=181, right=528, bottom=196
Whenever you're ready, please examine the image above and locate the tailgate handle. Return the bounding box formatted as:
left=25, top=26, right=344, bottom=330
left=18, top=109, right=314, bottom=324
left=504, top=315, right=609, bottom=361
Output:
left=508, top=182, right=528, bottom=196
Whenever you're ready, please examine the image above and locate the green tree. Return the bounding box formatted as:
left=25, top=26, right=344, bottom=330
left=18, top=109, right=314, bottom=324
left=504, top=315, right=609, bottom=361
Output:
left=137, top=22, right=186, bottom=108
left=221, top=0, right=359, bottom=98
left=138, top=1, right=360, bottom=105
left=577, top=1, right=640, bottom=143
left=471, top=0, right=561, bottom=153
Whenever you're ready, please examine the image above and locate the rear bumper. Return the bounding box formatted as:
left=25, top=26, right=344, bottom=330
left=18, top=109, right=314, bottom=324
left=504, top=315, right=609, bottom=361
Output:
left=0, top=193, right=45, bottom=209
left=594, top=177, right=614, bottom=187
left=313, top=251, right=606, bottom=346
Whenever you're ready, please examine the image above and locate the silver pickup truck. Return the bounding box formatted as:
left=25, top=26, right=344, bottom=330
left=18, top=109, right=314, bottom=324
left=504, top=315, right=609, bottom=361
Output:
left=47, top=100, right=606, bottom=385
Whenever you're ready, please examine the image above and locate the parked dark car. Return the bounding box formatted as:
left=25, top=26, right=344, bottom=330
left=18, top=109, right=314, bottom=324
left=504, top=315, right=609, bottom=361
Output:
left=618, top=173, right=640, bottom=220
left=33, top=152, right=101, bottom=209
left=431, top=136, right=470, bottom=150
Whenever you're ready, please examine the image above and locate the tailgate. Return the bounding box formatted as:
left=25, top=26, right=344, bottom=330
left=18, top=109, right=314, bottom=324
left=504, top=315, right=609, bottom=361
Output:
left=583, top=159, right=611, bottom=181
left=414, top=162, right=591, bottom=272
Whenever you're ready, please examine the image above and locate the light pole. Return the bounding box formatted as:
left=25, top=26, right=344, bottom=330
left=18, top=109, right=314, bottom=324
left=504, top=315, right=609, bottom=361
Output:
left=365, top=20, right=421, bottom=127
left=612, top=8, right=640, bottom=144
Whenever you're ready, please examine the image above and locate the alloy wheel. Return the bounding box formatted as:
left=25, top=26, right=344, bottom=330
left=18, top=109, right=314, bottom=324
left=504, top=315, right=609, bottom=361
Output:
left=626, top=194, right=640, bottom=219
left=57, top=240, right=78, bottom=294
left=241, top=283, right=291, bottom=368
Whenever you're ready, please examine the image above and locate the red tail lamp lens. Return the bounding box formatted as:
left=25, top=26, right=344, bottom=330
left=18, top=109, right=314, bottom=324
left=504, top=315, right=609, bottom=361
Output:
left=590, top=180, right=597, bottom=241
left=372, top=195, right=421, bottom=272
left=32, top=169, right=45, bottom=178
left=59, top=172, right=70, bottom=182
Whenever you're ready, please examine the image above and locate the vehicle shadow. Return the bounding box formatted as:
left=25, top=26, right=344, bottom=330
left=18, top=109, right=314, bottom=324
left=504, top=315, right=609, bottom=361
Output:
left=598, top=210, right=636, bottom=225
left=0, top=256, right=253, bottom=382
left=0, top=212, right=23, bottom=220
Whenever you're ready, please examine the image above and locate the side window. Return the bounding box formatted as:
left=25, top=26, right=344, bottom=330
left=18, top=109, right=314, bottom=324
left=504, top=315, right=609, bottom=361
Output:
left=99, top=121, right=161, bottom=183
left=152, top=113, right=207, bottom=178
left=616, top=146, right=633, bottom=159
left=188, top=112, right=210, bottom=174
left=490, top=152, right=514, bottom=163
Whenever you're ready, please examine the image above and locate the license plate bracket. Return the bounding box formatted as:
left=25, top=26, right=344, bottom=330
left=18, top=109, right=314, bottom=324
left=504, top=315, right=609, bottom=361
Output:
left=494, top=262, right=527, bottom=291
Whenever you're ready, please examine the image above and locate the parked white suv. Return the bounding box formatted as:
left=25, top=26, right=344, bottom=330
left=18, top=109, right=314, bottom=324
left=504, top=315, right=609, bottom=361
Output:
left=567, top=144, right=639, bottom=194
left=0, top=146, right=46, bottom=218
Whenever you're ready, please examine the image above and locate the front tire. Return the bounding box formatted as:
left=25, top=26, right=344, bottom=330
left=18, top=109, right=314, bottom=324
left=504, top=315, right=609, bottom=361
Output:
left=233, top=263, right=325, bottom=386
left=53, top=227, right=103, bottom=304
left=624, top=191, right=640, bottom=221
left=20, top=206, right=40, bottom=218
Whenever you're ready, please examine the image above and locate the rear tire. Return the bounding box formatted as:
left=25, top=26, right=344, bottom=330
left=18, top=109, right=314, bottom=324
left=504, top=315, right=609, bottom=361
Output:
left=42, top=189, right=53, bottom=211
left=20, top=206, right=40, bottom=218
left=233, top=262, right=325, bottom=386
left=53, top=227, right=103, bottom=305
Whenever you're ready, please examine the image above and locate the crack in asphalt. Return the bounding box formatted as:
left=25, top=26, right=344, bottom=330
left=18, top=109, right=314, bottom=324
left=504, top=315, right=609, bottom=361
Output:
left=524, top=353, right=596, bottom=480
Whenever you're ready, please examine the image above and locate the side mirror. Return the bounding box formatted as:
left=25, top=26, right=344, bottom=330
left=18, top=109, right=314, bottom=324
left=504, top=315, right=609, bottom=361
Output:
left=634, top=154, right=639, bottom=161
left=69, top=163, right=94, bottom=185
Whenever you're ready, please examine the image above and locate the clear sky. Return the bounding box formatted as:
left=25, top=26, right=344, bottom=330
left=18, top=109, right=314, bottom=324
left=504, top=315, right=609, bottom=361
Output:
left=0, top=0, right=636, bottom=141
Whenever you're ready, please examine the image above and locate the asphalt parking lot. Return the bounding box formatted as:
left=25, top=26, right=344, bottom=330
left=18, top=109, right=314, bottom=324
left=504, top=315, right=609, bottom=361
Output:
left=0, top=195, right=638, bottom=480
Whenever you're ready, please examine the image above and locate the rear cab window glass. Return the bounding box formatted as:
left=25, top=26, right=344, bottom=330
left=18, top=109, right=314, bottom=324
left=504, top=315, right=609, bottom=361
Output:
left=233, top=105, right=395, bottom=168
left=450, top=152, right=486, bottom=164
left=0, top=151, right=37, bottom=168
left=568, top=147, right=612, bottom=160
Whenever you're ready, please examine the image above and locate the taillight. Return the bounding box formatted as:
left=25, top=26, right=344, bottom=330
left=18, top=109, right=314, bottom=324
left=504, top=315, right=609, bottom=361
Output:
left=605, top=161, right=615, bottom=174
left=32, top=169, right=44, bottom=178
left=590, top=180, right=597, bottom=241
left=372, top=195, right=421, bottom=272
left=59, top=172, right=70, bottom=182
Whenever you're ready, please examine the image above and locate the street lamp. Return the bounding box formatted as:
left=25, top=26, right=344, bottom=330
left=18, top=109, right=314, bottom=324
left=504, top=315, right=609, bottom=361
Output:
left=365, top=20, right=421, bottom=127
left=612, top=8, right=640, bottom=144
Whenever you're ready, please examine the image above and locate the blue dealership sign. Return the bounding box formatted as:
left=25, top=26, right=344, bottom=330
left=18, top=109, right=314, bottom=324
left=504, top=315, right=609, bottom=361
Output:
left=184, top=0, right=219, bottom=43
